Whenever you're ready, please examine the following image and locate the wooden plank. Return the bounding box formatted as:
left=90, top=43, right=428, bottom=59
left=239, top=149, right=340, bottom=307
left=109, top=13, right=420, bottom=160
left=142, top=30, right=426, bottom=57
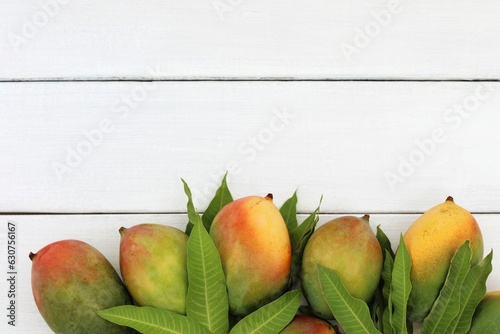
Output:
left=1, top=1, right=500, bottom=80
left=1, top=81, right=500, bottom=213
left=3, top=213, right=499, bottom=333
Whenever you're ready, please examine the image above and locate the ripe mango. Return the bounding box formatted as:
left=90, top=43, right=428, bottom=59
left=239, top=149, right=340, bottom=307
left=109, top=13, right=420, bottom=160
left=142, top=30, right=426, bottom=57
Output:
left=30, top=239, right=133, bottom=334
left=210, top=194, right=292, bottom=316
left=301, top=215, right=382, bottom=319
left=404, top=196, right=484, bottom=322
left=119, top=223, right=188, bottom=314
left=280, top=314, right=336, bottom=333
left=468, top=291, right=500, bottom=334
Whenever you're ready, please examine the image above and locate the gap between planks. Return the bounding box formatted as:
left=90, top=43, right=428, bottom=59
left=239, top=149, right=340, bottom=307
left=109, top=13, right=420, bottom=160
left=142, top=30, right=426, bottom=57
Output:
left=1, top=78, right=500, bottom=83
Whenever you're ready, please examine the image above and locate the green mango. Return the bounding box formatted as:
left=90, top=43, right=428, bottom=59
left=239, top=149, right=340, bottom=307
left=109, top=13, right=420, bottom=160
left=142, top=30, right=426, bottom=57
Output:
left=119, top=223, right=188, bottom=314
left=301, top=215, right=382, bottom=319
left=469, top=291, right=500, bottom=334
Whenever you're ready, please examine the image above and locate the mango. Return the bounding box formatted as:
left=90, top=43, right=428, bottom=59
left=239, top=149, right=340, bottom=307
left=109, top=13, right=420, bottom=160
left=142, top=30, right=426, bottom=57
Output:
left=280, top=314, right=336, bottom=333
left=210, top=194, right=292, bottom=316
left=404, top=196, right=483, bottom=322
left=119, top=223, right=188, bottom=314
left=468, top=291, right=500, bottom=334
left=30, top=239, right=133, bottom=334
left=301, top=215, right=382, bottom=319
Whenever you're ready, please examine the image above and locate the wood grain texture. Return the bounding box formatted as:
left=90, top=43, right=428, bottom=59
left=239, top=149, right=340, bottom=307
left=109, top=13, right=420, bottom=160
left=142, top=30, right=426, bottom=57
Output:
left=2, top=0, right=500, bottom=80
left=1, top=81, right=500, bottom=213
left=2, top=213, right=499, bottom=333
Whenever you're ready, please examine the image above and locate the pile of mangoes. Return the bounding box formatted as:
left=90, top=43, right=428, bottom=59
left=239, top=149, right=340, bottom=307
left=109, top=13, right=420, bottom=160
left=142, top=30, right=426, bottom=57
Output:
left=29, top=178, right=499, bottom=334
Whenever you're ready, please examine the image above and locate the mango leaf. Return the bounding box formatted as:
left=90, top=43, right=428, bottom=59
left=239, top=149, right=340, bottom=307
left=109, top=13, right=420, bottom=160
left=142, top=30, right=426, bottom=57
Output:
left=376, top=225, right=395, bottom=260
left=229, top=290, right=301, bottom=334
left=382, top=250, right=395, bottom=304
left=375, top=226, right=395, bottom=333
left=182, top=178, right=204, bottom=230
left=184, top=180, right=229, bottom=334
left=371, top=287, right=384, bottom=332
left=446, top=250, right=493, bottom=334
left=289, top=196, right=322, bottom=253
left=422, top=241, right=472, bottom=334
left=288, top=196, right=322, bottom=287
left=390, top=235, right=412, bottom=334
left=280, top=190, right=298, bottom=232
left=382, top=304, right=394, bottom=334
left=201, top=172, right=233, bottom=232
left=185, top=173, right=233, bottom=235
left=381, top=251, right=395, bottom=334
left=317, top=265, right=382, bottom=334
left=98, top=306, right=211, bottom=334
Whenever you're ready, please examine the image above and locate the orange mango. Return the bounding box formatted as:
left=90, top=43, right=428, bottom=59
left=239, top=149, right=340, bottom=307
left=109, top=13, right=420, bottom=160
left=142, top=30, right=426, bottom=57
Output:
left=280, top=314, right=336, bottom=334
left=210, top=194, right=292, bottom=316
left=30, top=240, right=133, bottom=334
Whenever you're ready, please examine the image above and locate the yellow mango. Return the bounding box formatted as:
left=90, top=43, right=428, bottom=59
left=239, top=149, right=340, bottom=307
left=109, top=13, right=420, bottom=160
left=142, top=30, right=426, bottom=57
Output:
left=404, top=196, right=483, bottom=322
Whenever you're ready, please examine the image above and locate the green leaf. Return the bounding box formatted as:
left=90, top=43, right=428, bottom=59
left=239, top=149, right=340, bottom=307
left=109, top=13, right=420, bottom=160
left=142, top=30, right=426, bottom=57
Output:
left=382, top=305, right=394, bottom=334
left=186, top=196, right=229, bottom=333
left=186, top=228, right=229, bottom=334
left=289, top=196, right=322, bottom=253
left=381, top=251, right=395, bottom=334
left=183, top=179, right=229, bottom=334
left=288, top=196, right=322, bottom=287
left=376, top=225, right=395, bottom=260
left=185, top=173, right=233, bottom=235
left=390, top=235, right=412, bottom=334
left=422, top=241, right=472, bottom=334
left=201, top=172, right=233, bottom=232
left=280, top=190, right=298, bottom=232
left=98, top=306, right=211, bottom=334
left=446, top=250, right=493, bottom=334
left=371, top=288, right=384, bottom=332
left=382, top=250, right=395, bottom=303
left=182, top=179, right=204, bottom=228
left=229, top=290, right=301, bottom=334
left=317, top=264, right=382, bottom=334
left=376, top=226, right=395, bottom=334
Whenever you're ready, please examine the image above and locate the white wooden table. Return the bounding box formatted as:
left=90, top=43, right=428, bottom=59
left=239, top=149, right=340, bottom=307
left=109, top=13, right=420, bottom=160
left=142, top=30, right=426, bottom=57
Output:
left=2, top=1, right=500, bottom=333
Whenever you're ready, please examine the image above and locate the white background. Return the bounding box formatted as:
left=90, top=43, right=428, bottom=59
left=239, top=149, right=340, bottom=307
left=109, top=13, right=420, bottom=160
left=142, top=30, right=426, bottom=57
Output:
left=1, top=1, right=500, bottom=333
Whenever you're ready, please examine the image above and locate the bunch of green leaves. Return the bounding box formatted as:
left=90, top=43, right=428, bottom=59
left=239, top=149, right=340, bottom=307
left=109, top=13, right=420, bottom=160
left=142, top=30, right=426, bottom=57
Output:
left=420, top=242, right=493, bottom=334
left=99, top=174, right=302, bottom=334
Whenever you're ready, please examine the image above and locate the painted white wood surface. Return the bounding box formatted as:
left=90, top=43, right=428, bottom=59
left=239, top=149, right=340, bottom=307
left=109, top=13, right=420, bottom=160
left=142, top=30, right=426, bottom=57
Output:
left=1, top=81, right=500, bottom=213
left=2, top=0, right=500, bottom=80
left=1, top=213, right=499, bottom=333
left=3, top=0, right=500, bottom=332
